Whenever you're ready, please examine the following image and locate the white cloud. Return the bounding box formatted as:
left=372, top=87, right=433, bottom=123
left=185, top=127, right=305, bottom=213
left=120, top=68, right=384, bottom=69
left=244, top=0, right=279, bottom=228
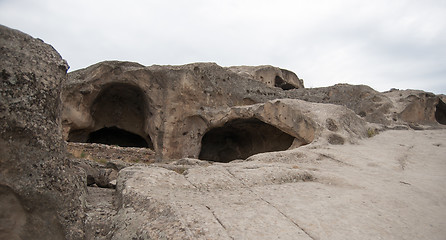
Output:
left=1, top=0, right=445, bottom=93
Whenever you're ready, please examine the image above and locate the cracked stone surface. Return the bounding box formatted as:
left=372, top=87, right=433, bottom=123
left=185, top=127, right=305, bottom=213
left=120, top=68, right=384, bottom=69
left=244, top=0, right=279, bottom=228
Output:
left=112, top=129, right=446, bottom=240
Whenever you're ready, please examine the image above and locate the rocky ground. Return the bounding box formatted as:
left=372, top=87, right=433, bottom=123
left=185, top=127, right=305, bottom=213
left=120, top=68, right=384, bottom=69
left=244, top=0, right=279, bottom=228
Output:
left=71, top=128, right=446, bottom=240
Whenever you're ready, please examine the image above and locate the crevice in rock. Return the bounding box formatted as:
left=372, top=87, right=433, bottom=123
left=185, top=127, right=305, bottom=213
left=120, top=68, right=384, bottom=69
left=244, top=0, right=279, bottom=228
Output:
left=198, top=118, right=296, bottom=163
left=318, top=153, right=355, bottom=167
left=204, top=205, right=235, bottom=240
left=224, top=168, right=316, bottom=240
left=435, top=98, right=446, bottom=125
left=261, top=197, right=316, bottom=240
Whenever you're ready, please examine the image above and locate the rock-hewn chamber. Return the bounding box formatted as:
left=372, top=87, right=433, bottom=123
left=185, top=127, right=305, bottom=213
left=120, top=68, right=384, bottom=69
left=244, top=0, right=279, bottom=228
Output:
left=61, top=61, right=445, bottom=161
left=67, top=82, right=154, bottom=148
left=198, top=118, right=296, bottom=162
left=61, top=61, right=311, bottom=160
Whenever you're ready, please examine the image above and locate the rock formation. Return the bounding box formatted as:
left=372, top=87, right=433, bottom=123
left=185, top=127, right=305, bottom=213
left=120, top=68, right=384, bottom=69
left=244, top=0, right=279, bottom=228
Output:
left=227, top=65, right=304, bottom=90
left=61, top=61, right=309, bottom=161
left=0, top=25, right=85, bottom=239
left=61, top=61, right=446, bottom=162
left=2, top=24, right=446, bottom=240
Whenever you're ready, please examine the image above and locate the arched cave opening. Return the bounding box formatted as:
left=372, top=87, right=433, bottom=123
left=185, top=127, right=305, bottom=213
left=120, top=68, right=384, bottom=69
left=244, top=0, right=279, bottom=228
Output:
left=198, top=118, right=296, bottom=163
left=435, top=98, right=446, bottom=125
left=87, top=127, right=149, bottom=148
left=67, top=83, right=154, bottom=149
left=274, top=76, right=296, bottom=90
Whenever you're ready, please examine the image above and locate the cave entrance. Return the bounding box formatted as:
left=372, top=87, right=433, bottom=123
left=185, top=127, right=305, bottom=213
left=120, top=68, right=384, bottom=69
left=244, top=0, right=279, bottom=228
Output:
left=274, top=76, right=296, bottom=90
left=435, top=98, right=446, bottom=125
left=87, top=127, right=149, bottom=147
left=198, top=118, right=295, bottom=163
left=68, top=83, right=154, bottom=149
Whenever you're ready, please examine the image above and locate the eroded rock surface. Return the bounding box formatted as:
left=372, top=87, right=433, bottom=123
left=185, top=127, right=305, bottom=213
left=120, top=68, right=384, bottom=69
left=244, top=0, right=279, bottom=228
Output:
left=2, top=24, right=446, bottom=240
left=383, top=89, right=446, bottom=126
left=112, top=130, right=446, bottom=240
left=0, top=25, right=85, bottom=240
left=227, top=65, right=304, bottom=90
left=62, top=61, right=445, bottom=164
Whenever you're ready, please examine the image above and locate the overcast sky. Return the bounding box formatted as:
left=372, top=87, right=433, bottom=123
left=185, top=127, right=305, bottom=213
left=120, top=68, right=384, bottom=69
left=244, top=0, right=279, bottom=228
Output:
left=1, top=0, right=445, bottom=94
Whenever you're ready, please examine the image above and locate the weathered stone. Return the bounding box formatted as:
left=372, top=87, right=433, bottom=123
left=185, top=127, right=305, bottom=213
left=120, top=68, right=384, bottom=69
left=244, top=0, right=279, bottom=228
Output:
left=62, top=62, right=381, bottom=161
left=62, top=61, right=294, bottom=160
left=0, top=25, right=85, bottom=239
left=227, top=65, right=304, bottom=90
left=113, top=129, right=446, bottom=239
left=383, top=89, right=446, bottom=126
left=288, top=84, right=395, bottom=124
left=3, top=24, right=446, bottom=240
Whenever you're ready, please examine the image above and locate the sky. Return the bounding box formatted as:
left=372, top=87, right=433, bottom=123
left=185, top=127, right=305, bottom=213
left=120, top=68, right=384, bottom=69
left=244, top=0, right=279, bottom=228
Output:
left=1, top=0, right=445, bottom=94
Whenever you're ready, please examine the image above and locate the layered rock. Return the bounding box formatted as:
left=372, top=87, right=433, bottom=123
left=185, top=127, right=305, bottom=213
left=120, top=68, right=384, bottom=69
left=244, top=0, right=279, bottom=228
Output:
left=0, top=25, right=85, bottom=240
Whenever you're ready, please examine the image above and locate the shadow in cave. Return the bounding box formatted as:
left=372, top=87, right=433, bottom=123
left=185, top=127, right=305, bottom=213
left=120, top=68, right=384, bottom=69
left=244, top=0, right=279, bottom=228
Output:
left=87, top=127, right=151, bottom=148
left=198, top=118, right=296, bottom=163
left=274, top=76, right=296, bottom=90
left=67, top=83, right=154, bottom=149
left=436, top=98, right=446, bottom=125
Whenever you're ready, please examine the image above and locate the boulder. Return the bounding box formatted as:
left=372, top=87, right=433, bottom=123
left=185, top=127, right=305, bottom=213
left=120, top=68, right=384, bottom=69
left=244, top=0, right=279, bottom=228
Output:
left=0, top=25, right=85, bottom=239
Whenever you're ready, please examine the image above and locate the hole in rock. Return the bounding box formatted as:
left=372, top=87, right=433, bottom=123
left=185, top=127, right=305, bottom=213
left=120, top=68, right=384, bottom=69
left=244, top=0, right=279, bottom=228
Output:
left=87, top=127, right=149, bottom=148
left=198, top=118, right=296, bottom=163
left=274, top=76, right=296, bottom=90
left=436, top=99, right=446, bottom=125
left=67, top=83, right=154, bottom=149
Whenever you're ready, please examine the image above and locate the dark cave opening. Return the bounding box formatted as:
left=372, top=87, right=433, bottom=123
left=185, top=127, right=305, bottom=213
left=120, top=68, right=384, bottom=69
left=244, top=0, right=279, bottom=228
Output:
left=198, top=118, right=295, bottom=163
left=435, top=99, right=446, bottom=125
left=87, top=127, right=150, bottom=148
left=274, top=76, right=296, bottom=90
left=67, top=83, right=154, bottom=149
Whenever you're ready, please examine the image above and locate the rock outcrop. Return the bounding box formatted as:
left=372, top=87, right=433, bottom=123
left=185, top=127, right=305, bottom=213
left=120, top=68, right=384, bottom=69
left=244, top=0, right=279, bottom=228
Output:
left=383, top=89, right=446, bottom=126
left=61, top=62, right=376, bottom=162
left=61, top=61, right=301, bottom=161
left=62, top=61, right=445, bottom=163
left=2, top=24, right=446, bottom=240
left=227, top=65, right=304, bottom=90
left=0, top=25, right=85, bottom=240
